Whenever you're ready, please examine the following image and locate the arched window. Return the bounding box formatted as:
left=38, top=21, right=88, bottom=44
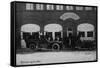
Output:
left=60, top=12, right=80, bottom=21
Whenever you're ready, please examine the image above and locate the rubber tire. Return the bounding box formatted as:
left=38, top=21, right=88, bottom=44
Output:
left=52, top=43, right=60, bottom=51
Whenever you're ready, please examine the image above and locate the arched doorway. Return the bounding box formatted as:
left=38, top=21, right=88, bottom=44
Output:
left=44, top=23, right=63, bottom=50
left=60, top=12, right=80, bottom=38
left=77, top=23, right=95, bottom=41
left=21, top=24, right=40, bottom=49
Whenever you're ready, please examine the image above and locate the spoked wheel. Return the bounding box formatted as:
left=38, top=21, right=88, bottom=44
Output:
left=52, top=43, right=60, bottom=51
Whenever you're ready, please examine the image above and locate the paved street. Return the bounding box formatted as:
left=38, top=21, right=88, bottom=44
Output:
left=16, top=51, right=96, bottom=65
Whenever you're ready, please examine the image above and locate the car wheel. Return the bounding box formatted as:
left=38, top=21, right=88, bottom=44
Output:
left=52, top=43, right=60, bottom=51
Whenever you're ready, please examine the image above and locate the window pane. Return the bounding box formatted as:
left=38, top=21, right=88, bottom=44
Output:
left=46, top=5, right=54, bottom=10
left=26, top=3, right=33, bottom=10
left=36, top=4, right=43, bottom=10
left=85, top=7, right=92, bottom=10
left=76, top=6, right=83, bottom=10
left=30, top=4, right=34, bottom=10
left=87, top=31, right=93, bottom=37
left=26, top=3, right=31, bottom=10
left=78, top=32, right=85, bottom=37
left=56, top=5, right=63, bottom=10
left=66, top=6, right=73, bottom=10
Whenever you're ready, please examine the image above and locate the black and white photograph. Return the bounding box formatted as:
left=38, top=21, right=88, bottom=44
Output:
left=11, top=1, right=97, bottom=67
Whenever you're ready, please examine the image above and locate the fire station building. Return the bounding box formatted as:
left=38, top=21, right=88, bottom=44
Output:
left=15, top=2, right=97, bottom=48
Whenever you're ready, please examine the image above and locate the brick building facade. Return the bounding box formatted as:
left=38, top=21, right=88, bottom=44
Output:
left=14, top=2, right=97, bottom=48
